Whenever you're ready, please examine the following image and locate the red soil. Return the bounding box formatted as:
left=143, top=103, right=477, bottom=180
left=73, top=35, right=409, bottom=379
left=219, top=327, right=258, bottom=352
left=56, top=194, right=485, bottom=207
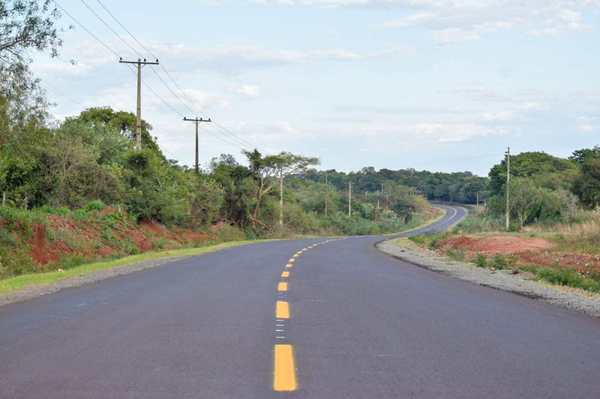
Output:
left=437, top=234, right=600, bottom=274
left=23, top=213, right=214, bottom=269
left=438, top=235, right=552, bottom=255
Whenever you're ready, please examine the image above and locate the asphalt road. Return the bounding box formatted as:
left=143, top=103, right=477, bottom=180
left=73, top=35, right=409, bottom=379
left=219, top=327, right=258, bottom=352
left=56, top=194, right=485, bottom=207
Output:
left=1, top=205, right=600, bottom=398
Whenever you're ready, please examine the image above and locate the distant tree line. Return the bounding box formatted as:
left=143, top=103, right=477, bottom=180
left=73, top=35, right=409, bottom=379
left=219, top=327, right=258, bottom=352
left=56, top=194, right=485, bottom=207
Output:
left=302, top=167, right=489, bottom=205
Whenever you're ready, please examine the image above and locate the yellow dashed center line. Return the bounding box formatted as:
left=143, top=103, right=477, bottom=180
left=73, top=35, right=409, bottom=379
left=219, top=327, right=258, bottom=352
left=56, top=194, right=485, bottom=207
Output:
left=277, top=282, right=288, bottom=292
left=281, top=271, right=290, bottom=278
left=275, top=300, right=290, bottom=319
left=273, top=344, right=298, bottom=392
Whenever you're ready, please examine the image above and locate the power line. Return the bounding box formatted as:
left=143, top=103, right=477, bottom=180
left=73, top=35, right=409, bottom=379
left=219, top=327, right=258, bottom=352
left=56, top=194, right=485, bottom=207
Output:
left=79, top=0, right=142, bottom=59
left=56, top=0, right=251, bottom=155
left=93, top=0, right=255, bottom=149
left=54, top=0, right=119, bottom=58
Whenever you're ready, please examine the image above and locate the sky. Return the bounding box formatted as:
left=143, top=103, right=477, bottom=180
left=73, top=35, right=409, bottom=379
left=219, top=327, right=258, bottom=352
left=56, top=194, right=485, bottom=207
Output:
left=31, top=0, right=600, bottom=176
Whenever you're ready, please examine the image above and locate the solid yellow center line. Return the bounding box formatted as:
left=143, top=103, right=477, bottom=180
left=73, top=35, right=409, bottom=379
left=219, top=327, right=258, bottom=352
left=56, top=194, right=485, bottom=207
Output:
left=281, top=271, right=290, bottom=278
left=275, top=300, right=290, bottom=319
left=273, top=344, right=298, bottom=392
left=277, top=282, right=288, bottom=292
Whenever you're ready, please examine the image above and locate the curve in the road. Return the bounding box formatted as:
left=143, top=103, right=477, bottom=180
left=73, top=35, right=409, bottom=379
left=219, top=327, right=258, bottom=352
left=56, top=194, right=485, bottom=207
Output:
left=1, top=205, right=600, bottom=399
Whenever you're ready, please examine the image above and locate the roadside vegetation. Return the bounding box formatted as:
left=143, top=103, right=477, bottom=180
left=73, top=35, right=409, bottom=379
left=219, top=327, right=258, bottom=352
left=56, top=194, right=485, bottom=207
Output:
left=409, top=149, right=600, bottom=294
left=0, top=3, right=468, bottom=282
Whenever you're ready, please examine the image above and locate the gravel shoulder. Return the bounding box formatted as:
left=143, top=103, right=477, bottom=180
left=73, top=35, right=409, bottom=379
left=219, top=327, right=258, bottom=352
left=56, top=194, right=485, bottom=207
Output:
left=0, top=256, right=189, bottom=307
left=377, top=237, right=600, bottom=318
left=0, top=241, right=265, bottom=307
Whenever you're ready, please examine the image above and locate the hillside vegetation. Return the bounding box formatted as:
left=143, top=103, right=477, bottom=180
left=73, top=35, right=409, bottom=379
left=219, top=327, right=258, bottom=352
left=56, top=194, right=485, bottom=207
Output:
left=411, top=149, right=600, bottom=293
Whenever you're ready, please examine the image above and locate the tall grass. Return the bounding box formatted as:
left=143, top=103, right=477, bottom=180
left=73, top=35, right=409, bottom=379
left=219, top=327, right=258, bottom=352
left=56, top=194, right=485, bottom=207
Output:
left=452, top=208, right=504, bottom=234
left=545, top=211, right=600, bottom=253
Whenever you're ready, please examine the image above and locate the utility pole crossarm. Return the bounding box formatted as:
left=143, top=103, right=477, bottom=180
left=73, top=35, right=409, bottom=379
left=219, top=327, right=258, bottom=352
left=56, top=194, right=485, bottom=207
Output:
left=119, top=58, right=159, bottom=65
left=183, top=117, right=212, bottom=173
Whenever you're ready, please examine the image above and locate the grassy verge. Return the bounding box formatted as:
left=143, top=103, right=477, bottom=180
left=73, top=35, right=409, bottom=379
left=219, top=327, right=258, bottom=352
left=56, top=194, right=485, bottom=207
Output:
left=406, top=234, right=600, bottom=294
left=0, top=240, right=267, bottom=296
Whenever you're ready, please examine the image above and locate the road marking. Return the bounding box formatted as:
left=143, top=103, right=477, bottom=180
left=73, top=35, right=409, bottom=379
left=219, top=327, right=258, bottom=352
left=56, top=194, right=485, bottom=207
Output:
left=277, top=282, right=288, bottom=292
left=273, top=344, right=298, bottom=392
left=281, top=271, right=290, bottom=278
left=276, top=300, right=290, bottom=319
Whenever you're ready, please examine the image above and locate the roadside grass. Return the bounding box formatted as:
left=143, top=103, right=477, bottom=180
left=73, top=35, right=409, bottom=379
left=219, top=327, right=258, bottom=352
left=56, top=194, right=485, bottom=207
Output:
left=522, top=266, right=600, bottom=293
left=0, top=240, right=265, bottom=296
left=406, top=235, right=600, bottom=294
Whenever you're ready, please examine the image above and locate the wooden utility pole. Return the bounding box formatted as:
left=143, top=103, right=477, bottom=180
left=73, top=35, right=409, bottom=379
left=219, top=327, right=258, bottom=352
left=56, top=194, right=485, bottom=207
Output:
left=119, top=58, right=159, bottom=150
left=324, top=173, right=328, bottom=217
left=348, top=181, right=352, bottom=217
left=505, top=147, right=511, bottom=231
left=183, top=117, right=212, bottom=173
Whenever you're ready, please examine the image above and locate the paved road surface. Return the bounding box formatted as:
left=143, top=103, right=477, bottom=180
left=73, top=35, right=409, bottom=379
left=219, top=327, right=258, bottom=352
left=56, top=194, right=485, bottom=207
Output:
left=1, top=205, right=600, bottom=398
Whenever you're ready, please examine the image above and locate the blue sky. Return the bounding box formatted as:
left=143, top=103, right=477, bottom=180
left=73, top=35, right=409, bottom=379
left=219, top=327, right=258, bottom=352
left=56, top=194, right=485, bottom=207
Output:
left=33, top=0, right=600, bottom=176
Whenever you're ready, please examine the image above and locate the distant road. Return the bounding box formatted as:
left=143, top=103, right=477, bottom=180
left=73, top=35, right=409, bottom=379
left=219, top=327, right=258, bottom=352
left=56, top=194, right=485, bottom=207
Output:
left=1, top=205, right=600, bottom=398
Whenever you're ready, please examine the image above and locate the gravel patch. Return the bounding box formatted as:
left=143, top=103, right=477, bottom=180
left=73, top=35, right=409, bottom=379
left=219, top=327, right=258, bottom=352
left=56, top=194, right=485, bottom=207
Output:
left=0, top=256, right=189, bottom=307
left=378, top=238, right=600, bottom=318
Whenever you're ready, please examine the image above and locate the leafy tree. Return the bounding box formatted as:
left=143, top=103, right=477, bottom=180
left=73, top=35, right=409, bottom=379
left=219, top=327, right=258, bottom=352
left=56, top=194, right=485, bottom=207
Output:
left=271, top=152, right=319, bottom=226
left=71, top=107, right=163, bottom=158
left=573, top=157, right=600, bottom=209
left=210, top=154, right=255, bottom=228
left=244, top=149, right=279, bottom=228
left=488, top=152, right=577, bottom=196
left=0, top=0, right=62, bottom=58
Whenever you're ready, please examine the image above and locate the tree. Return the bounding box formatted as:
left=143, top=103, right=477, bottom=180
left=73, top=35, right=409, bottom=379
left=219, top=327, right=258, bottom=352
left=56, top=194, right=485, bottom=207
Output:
left=0, top=0, right=62, bottom=59
left=488, top=151, right=577, bottom=196
left=210, top=154, right=255, bottom=228
left=509, top=178, right=543, bottom=228
left=573, top=158, right=600, bottom=209
left=271, top=152, right=319, bottom=226
left=71, top=107, right=163, bottom=158
left=243, top=149, right=279, bottom=228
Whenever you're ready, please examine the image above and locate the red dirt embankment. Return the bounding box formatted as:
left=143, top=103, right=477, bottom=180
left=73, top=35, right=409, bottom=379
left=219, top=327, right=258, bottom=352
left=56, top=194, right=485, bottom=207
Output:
left=437, top=234, right=600, bottom=274
left=24, top=209, right=213, bottom=270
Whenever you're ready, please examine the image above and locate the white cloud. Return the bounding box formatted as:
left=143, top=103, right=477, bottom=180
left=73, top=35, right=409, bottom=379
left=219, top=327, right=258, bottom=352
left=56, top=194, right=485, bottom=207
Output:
left=230, top=84, right=261, bottom=98
left=576, top=116, right=600, bottom=133
left=252, top=0, right=599, bottom=43
left=381, top=1, right=596, bottom=43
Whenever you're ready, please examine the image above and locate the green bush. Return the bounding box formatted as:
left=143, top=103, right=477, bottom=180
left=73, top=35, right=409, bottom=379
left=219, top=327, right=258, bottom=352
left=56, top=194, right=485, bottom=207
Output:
left=85, top=200, right=106, bottom=212
left=491, top=254, right=508, bottom=270
left=535, top=268, right=600, bottom=293
left=215, top=224, right=246, bottom=242
left=474, top=253, right=487, bottom=268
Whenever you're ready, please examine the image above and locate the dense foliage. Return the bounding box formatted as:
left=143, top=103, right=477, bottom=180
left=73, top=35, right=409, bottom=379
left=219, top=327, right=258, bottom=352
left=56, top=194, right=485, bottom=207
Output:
left=303, top=167, right=488, bottom=205
left=483, top=150, right=599, bottom=228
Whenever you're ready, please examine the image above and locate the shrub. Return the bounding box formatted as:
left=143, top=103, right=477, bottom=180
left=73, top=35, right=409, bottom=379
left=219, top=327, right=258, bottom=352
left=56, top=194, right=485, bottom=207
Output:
left=474, top=253, right=487, bottom=268
left=535, top=268, right=600, bottom=293
left=85, top=200, right=106, bottom=212
left=491, top=254, right=508, bottom=270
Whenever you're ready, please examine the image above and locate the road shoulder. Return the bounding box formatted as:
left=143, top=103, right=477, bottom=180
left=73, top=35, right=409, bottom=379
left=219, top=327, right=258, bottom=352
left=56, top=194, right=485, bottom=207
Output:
left=0, top=241, right=267, bottom=307
left=377, top=237, right=600, bottom=318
